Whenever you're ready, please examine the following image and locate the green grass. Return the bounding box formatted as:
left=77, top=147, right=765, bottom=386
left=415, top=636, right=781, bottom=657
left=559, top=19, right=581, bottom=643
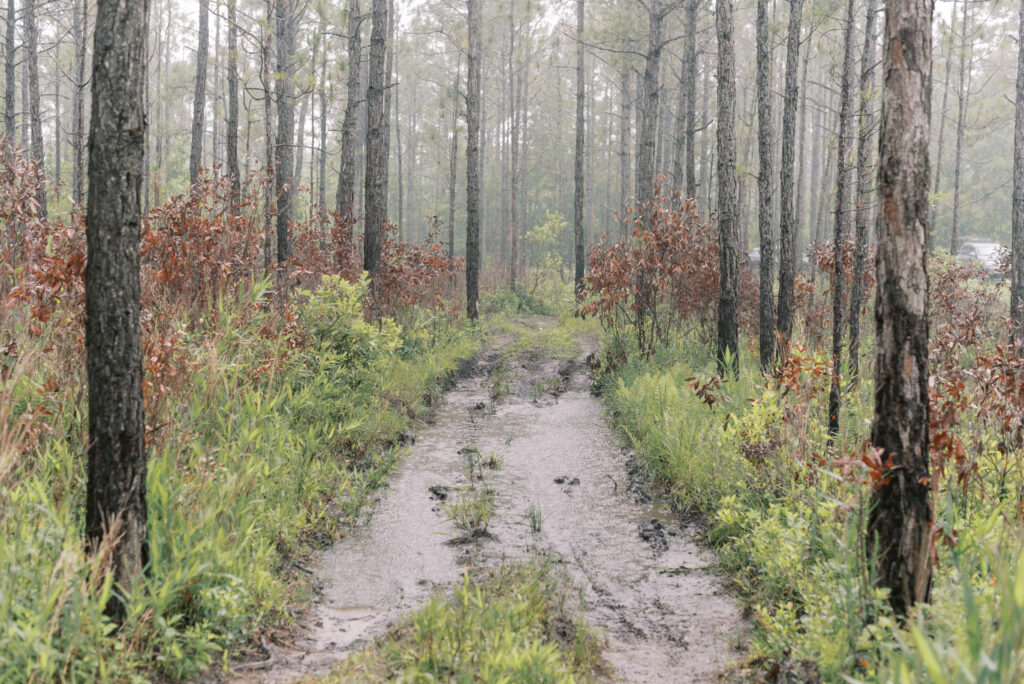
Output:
left=324, top=561, right=605, bottom=683
left=603, top=325, right=1024, bottom=682
left=0, top=277, right=482, bottom=682
left=444, top=487, right=495, bottom=535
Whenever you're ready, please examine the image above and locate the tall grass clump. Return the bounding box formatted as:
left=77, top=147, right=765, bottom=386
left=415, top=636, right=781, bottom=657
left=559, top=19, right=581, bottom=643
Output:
left=330, top=561, right=605, bottom=683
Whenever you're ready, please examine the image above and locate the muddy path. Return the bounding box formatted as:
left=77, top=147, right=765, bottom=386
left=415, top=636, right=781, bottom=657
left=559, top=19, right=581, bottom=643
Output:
left=243, top=318, right=746, bottom=682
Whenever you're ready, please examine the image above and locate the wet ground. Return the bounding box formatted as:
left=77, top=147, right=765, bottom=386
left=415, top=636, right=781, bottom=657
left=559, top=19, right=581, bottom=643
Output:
left=240, top=319, right=746, bottom=682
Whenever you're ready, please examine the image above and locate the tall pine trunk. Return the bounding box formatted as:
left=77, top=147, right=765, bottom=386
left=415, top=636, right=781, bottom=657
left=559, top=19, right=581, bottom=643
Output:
left=950, top=0, right=970, bottom=253
left=4, top=0, right=14, bottom=144
left=336, top=0, right=362, bottom=223
left=465, top=0, right=481, bottom=319
left=618, top=64, right=631, bottom=234
left=189, top=0, right=209, bottom=187
left=364, top=0, right=387, bottom=291
left=85, top=0, right=150, bottom=624
left=868, top=0, right=933, bottom=619
left=827, top=0, right=857, bottom=440
left=574, top=0, right=585, bottom=295
left=25, top=0, right=45, bottom=216
left=755, top=0, right=774, bottom=371
left=226, top=0, right=240, bottom=212
left=716, top=0, right=739, bottom=374
left=683, top=0, right=698, bottom=201
left=275, top=0, right=296, bottom=266
left=1013, top=0, right=1024, bottom=345
left=777, top=0, right=803, bottom=355
left=848, top=0, right=878, bottom=383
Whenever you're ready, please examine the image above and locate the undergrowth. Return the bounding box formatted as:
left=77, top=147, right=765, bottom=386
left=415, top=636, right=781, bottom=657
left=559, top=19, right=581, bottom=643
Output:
left=0, top=277, right=481, bottom=681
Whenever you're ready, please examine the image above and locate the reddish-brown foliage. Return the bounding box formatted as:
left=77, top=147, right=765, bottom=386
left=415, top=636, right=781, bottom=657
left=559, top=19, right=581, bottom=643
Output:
left=580, top=191, right=721, bottom=352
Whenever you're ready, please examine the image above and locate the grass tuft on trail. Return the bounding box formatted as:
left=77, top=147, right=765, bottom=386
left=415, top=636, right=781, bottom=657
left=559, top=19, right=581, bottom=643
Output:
left=325, top=560, right=605, bottom=683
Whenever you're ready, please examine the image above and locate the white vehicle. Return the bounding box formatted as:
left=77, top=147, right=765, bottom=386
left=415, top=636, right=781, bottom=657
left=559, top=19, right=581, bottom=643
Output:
left=956, top=239, right=1004, bottom=279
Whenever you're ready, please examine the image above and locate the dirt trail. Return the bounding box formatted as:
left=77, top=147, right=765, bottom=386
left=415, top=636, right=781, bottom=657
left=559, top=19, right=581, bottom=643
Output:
left=243, top=318, right=746, bottom=682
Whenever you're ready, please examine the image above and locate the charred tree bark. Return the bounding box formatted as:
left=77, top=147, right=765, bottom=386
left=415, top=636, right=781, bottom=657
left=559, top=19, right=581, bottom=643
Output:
left=336, top=0, right=362, bottom=222
left=755, top=0, right=774, bottom=371
left=574, top=0, right=585, bottom=296
left=364, top=0, right=387, bottom=289
left=25, top=0, right=45, bottom=216
left=85, top=0, right=150, bottom=624
left=226, top=0, right=240, bottom=212
left=189, top=0, right=210, bottom=187
left=1013, top=0, right=1024, bottom=345
left=868, top=0, right=933, bottom=619
left=848, top=0, right=878, bottom=383
left=274, top=0, right=296, bottom=266
left=465, top=0, right=481, bottom=319
left=777, top=0, right=803, bottom=356
left=827, top=0, right=857, bottom=440
left=716, top=0, right=739, bottom=375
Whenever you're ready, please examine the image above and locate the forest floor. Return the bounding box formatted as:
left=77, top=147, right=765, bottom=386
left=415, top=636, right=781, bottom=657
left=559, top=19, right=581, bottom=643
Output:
left=223, top=316, right=747, bottom=683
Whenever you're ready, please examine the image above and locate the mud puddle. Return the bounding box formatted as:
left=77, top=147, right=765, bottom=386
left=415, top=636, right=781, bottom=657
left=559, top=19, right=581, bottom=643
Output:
left=244, top=321, right=746, bottom=682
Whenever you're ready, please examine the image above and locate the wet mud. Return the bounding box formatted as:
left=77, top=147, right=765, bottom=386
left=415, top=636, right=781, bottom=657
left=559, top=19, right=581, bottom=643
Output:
left=242, top=320, right=746, bottom=683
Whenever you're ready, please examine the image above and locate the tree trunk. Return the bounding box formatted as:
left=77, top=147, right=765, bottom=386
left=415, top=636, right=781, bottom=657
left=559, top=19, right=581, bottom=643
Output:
left=1013, top=0, right=1024, bottom=345
left=395, top=51, right=403, bottom=238
left=4, top=0, right=14, bottom=144
left=465, top=0, right=481, bottom=319
left=716, top=0, right=739, bottom=375
left=447, top=57, right=460, bottom=257
left=827, top=0, right=857, bottom=439
left=756, top=0, right=774, bottom=371
left=868, top=0, right=933, bottom=619
left=794, top=35, right=809, bottom=273
left=950, top=0, right=971, bottom=254
left=85, top=0, right=150, bottom=624
left=683, top=0, right=698, bottom=201
left=848, top=0, right=878, bottom=383
left=294, top=90, right=309, bottom=204
left=189, top=0, right=209, bottom=187
left=574, top=0, right=585, bottom=295
left=318, top=14, right=328, bottom=213
left=930, top=6, right=957, bottom=238
left=25, top=0, right=45, bottom=216
left=336, top=0, right=362, bottom=223
left=636, top=1, right=664, bottom=208
left=777, top=0, right=803, bottom=356
left=364, top=0, right=387, bottom=291
left=275, top=0, right=296, bottom=266
left=378, top=0, right=393, bottom=222
left=508, top=4, right=519, bottom=290
left=226, top=0, right=240, bottom=212
left=619, top=64, right=631, bottom=234
left=261, top=0, right=275, bottom=271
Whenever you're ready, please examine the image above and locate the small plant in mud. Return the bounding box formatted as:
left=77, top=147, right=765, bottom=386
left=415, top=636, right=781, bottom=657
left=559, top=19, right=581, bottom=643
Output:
left=531, top=376, right=564, bottom=403
left=481, top=451, right=504, bottom=470
left=445, top=488, right=495, bottom=535
left=526, top=503, right=543, bottom=533
left=459, top=445, right=484, bottom=480
left=490, top=363, right=512, bottom=401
